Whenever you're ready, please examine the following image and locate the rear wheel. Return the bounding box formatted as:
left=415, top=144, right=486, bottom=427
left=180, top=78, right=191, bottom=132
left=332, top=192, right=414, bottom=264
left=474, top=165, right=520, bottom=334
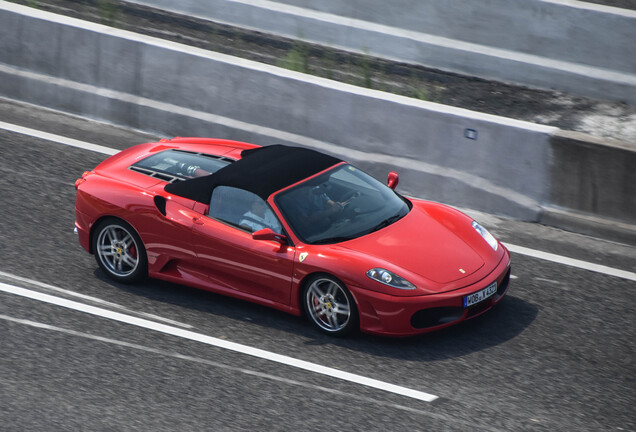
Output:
left=303, top=274, right=358, bottom=336
left=93, top=218, right=147, bottom=283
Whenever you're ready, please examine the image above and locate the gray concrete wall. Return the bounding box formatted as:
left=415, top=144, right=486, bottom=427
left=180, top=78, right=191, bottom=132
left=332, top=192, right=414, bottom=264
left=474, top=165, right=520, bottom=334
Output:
left=1, top=3, right=634, bottom=241
left=272, top=0, right=636, bottom=73
left=127, top=0, right=636, bottom=104
left=549, top=131, right=636, bottom=221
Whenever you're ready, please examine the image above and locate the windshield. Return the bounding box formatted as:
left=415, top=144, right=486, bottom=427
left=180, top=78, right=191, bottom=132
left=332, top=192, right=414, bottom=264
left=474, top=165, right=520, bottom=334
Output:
left=275, top=164, right=410, bottom=244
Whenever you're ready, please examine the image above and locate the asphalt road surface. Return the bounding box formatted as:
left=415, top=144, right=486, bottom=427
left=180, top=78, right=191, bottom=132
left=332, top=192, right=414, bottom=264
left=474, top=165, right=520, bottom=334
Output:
left=0, top=98, right=634, bottom=431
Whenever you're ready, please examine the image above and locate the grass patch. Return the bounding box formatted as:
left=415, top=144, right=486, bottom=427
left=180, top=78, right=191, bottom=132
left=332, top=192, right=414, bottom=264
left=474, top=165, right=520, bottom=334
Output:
left=277, top=43, right=309, bottom=73
left=97, top=0, right=119, bottom=27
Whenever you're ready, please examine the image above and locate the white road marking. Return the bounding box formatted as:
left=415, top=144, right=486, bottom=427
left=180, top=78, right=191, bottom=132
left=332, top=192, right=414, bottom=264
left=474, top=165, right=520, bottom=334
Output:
left=1, top=311, right=510, bottom=430
left=1, top=119, right=634, bottom=282
left=0, top=120, right=117, bottom=155
left=0, top=313, right=430, bottom=415
left=0, top=270, right=193, bottom=328
left=0, top=281, right=439, bottom=403
left=503, top=243, right=636, bottom=282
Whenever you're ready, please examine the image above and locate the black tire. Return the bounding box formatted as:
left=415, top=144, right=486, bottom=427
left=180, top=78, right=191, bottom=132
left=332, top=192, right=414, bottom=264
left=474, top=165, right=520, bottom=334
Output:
left=302, top=274, right=359, bottom=336
left=92, top=218, right=147, bottom=283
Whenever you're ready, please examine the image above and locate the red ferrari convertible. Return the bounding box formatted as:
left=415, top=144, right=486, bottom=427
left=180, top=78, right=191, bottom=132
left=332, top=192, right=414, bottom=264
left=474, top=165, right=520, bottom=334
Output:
left=75, top=138, right=511, bottom=336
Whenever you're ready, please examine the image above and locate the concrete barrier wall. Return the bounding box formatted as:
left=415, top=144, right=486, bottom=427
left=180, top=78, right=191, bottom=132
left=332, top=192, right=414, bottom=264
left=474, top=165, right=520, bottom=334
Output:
left=127, top=0, right=636, bottom=104
left=549, top=131, right=636, bottom=221
left=271, top=0, right=636, bottom=73
left=1, top=3, right=634, bottom=240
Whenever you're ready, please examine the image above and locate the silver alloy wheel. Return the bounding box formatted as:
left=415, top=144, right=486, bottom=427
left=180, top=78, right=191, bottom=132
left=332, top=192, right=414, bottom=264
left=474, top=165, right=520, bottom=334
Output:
left=96, top=224, right=140, bottom=277
left=305, top=277, right=351, bottom=333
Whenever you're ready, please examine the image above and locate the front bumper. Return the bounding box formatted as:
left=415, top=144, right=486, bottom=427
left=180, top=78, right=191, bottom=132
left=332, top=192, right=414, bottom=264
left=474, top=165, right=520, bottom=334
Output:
left=350, top=250, right=512, bottom=337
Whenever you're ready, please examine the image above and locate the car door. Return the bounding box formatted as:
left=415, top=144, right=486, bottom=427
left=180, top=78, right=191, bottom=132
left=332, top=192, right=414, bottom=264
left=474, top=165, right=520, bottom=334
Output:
left=191, top=186, right=296, bottom=306
left=133, top=193, right=200, bottom=276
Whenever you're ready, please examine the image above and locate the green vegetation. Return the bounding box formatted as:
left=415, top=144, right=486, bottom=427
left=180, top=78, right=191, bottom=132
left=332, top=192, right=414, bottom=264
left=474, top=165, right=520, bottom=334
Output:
left=97, top=0, right=119, bottom=27
left=320, top=50, right=335, bottom=80
left=277, top=43, right=309, bottom=74
left=411, top=85, right=429, bottom=101
left=359, top=50, right=372, bottom=88
left=410, top=72, right=429, bottom=101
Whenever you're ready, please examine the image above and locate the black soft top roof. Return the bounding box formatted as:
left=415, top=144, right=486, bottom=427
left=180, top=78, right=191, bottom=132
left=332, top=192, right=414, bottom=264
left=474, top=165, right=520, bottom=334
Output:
left=164, top=144, right=342, bottom=202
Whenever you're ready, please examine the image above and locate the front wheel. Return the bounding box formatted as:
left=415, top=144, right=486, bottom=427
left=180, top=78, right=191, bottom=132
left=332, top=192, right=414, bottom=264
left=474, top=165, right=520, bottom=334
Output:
left=303, top=274, right=359, bottom=336
left=92, top=218, right=147, bottom=283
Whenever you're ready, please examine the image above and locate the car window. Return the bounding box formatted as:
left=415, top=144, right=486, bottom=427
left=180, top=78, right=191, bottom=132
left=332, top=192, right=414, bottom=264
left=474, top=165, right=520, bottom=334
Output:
left=209, top=186, right=282, bottom=233
left=130, top=149, right=231, bottom=182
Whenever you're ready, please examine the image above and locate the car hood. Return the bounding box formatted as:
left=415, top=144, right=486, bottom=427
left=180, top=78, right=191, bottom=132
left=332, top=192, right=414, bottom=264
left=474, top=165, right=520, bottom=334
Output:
left=341, top=205, right=485, bottom=284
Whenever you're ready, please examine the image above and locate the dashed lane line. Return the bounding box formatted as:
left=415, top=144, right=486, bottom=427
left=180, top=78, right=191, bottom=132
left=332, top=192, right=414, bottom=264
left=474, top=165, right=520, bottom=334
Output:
left=0, top=281, right=439, bottom=403
left=0, top=313, right=445, bottom=418
left=0, top=270, right=193, bottom=328
left=0, top=120, right=117, bottom=155
left=503, top=243, right=636, bottom=282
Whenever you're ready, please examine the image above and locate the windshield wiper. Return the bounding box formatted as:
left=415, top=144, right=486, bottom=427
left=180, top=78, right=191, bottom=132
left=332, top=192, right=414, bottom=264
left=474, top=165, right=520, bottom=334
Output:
left=312, top=236, right=357, bottom=245
left=369, top=214, right=403, bottom=233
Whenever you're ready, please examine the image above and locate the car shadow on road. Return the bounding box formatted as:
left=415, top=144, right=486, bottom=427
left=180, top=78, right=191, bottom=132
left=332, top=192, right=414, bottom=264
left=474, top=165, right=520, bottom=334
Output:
left=96, top=269, right=538, bottom=361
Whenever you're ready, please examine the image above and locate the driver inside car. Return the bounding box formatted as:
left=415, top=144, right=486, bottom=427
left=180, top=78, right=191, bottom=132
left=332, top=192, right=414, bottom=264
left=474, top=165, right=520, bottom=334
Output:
left=298, top=185, right=344, bottom=224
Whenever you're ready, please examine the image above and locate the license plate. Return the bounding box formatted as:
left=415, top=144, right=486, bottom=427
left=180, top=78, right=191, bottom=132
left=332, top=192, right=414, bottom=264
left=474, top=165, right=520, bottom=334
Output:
left=463, top=281, right=497, bottom=308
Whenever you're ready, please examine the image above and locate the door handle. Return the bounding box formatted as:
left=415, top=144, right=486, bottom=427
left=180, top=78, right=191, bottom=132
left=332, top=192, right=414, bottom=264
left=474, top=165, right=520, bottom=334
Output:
left=193, top=217, right=204, bottom=225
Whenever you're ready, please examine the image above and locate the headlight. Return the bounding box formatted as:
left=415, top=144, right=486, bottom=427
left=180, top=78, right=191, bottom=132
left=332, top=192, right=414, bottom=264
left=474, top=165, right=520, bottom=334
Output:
left=472, top=221, right=498, bottom=251
left=366, top=268, right=416, bottom=290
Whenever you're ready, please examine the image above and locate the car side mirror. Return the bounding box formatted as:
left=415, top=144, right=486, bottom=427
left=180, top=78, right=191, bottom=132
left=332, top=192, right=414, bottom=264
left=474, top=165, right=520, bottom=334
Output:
left=387, top=171, right=399, bottom=190
left=252, top=228, right=287, bottom=244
